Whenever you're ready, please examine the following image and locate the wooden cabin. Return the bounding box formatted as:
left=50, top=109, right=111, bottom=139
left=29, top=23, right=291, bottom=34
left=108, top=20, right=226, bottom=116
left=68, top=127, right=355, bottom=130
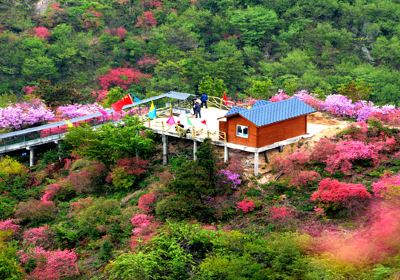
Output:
left=219, top=98, right=315, bottom=148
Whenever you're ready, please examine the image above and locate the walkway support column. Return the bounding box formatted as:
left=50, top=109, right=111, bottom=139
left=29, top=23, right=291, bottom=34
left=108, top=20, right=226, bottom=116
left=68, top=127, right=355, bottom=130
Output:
left=193, top=140, right=197, bottom=161
left=254, top=152, right=259, bottom=176
left=162, top=134, right=168, bottom=165
left=28, top=147, right=34, bottom=167
left=224, top=144, right=229, bottom=163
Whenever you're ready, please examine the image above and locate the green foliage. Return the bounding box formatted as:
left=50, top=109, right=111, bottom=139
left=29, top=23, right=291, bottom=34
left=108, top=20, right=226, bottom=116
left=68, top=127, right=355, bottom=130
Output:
left=102, top=87, right=126, bottom=108
left=0, top=232, right=23, bottom=280
left=198, top=76, right=227, bottom=97
left=64, top=116, right=154, bottom=167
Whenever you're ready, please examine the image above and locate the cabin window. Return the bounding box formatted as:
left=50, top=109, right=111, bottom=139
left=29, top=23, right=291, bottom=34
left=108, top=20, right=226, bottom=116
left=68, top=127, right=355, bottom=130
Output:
left=236, top=125, right=248, bottom=138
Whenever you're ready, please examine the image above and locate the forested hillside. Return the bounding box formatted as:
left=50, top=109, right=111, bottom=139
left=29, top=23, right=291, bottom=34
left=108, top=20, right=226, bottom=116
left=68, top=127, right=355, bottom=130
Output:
left=1, top=0, right=400, bottom=105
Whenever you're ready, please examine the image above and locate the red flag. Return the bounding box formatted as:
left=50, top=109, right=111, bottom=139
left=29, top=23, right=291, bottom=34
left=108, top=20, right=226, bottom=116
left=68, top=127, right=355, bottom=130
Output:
left=201, top=119, right=207, bottom=125
left=111, top=94, right=133, bottom=112
left=222, top=92, right=228, bottom=105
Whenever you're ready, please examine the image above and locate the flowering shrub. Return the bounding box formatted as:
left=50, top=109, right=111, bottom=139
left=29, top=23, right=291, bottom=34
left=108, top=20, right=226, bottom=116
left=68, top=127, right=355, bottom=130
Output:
left=138, top=193, right=157, bottom=212
left=236, top=199, right=255, bottom=214
left=92, top=89, right=108, bottom=102
left=0, top=99, right=54, bottom=130
left=23, top=225, right=53, bottom=247
left=135, top=11, right=157, bottom=27
left=219, top=169, right=241, bottom=189
left=23, top=85, right=38, bottom=94
left=33, top=26, right=51, bottom=39
left=294, top=91, right=400, bottom=126
left=64, top=162, right=107, bottom=194
left=269, top=206, right=294, bottom=220
left=41, top=184, right=62, bottom=203
left=15, top=199, right=57, bottom=223
left=137, top=56, right=159, bottom=68
left=372, top=174, right=400, bottom=198
left=271, top=150, right=310, bottom=174
left=290, top=170, right=321, bottom=187
left=311, top=178, right=371, bottom=209
left=20, top=247, right=78, bottom=279
left=105, top=26, right=127, bottom=39
left=269, top=90, right=290, bottom=102
left=56, top=103, right=105, bottom=119
left=130, top=214, right=156, bottom=249
left=98, top=67, right=151, bottom=90
left=0, top=219, right=20, bottom=234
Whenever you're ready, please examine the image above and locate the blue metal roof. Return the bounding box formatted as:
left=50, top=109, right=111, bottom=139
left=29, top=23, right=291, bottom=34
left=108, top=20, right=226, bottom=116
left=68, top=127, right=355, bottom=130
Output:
left=225, top=98, right=315, bottom=127
left=252, top=100, right=271, bottom=108
left=225, top=106, right=247, bottom=117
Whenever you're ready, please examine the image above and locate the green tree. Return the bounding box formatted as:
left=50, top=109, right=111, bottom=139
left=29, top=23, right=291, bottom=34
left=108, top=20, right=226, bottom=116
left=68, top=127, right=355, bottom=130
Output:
left=64, top=116, right=154, bottom=167
left=0, top=232, right=23, bottom=280
left=22, top=56, right=57, bottom=81
left=198, top=76, right=227, bottom=97
left=230, top=6, right=278, bottom=46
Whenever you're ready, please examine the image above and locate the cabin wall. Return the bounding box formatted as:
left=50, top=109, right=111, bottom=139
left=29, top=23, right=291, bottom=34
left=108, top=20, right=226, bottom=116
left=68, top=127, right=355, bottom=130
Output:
left=225, top=115, right=258, bottom=147
left=257, top=115, right=307, bottom=147
left=219, top=120, right=228, bottom=140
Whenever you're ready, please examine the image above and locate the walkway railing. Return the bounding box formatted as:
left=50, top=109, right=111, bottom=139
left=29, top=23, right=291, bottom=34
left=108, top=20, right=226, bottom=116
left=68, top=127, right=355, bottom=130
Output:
left=0, top=92, right=233, bottom=153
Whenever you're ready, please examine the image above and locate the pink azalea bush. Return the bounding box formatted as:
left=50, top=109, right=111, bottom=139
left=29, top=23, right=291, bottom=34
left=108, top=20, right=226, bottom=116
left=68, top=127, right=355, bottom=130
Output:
left=271, top=150, right=310, bottom=174
left=0, top=99, right=54, bottom=130
left=41, top=184, right=62, bottom=203
left=56, top=103, right=105, bottom=119
left=0, top=219, right=20, bottom=234
left=236, top=199, right=255, bottom=213
left=294, top=91, right=400, bottom=125
left=33, top=26, right=51, bottom=39
left=23, top=225, right=52, bottom=247
left=135, top=11, right=157, bottom=27
left=270, top=206, right=294, bottom=220
left=105, top=26, right=127, bottom=40
left=372, top=174, right=400, bottom=198
left=130, top=214, right=156, bottom=249
left=98, top=67, right=151, bottom=90
left=138, top=193, right=157, bottom=212
left=311, top=178, right=371, bottom=208
left=269, top=90, right=290, bottom=102
left=290, top=170, right=321, bottom=187
left=19, top=247, right=79, bottom=280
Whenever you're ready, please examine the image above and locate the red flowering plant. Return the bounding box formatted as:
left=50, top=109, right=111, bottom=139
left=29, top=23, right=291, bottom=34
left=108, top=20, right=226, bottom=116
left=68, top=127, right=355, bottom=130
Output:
left=130, top=214, right=157, bottom=249
left=269, top=206, right=294, bottom=221
left=0, top=219, right=20, bottom=235
left=372, top=174, right=400, bottom=200
left=19, top=247, right=79, bottom=280
left=98, top=67, right=151, bottom=90
left=135, top=11, right=157, bottom=28
left=23, top=225, right=53, bottom=248
left=236, top=199, right=256, bottom=214
left=33, top=26, right=51, bottom=39
left=311, top=178, right=371, bottom=213
left=289, top=170, right=321, bottom=188
left=138, top=193, right=157, bottom=213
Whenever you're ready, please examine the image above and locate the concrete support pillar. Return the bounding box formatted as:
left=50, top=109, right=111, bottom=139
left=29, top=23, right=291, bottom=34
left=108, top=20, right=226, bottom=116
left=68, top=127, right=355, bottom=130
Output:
left=28, top=148, right=34, bottom=167
left=193, top=140, right=198, bottom=161
left=263, top=151, right=269, bottom=163
left=254, top=152, right=259, bottom=176
left=278, top=145, right=284, bottom=153
left=162, top=134, right=168, bottom=165
left=224, top=144, right=229, bottom=163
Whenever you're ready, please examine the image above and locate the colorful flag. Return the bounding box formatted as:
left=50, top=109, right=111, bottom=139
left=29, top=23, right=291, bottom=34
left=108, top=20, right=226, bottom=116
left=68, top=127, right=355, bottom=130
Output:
left=148, top=101, right=157, bottom=119
left=222, top=92, right=228, bottom=105
left=133, top=96, right=141, bottom=103
left=166, top=115, right=176, bottom=125
left=111, top=94, right=133, bottom=112
left=65, top=120, right=74, bottom=128
left=186, top=115, right=193, bottom=126
left=98, top=108, right=108, bottom=117
left=201, top=119, right=207, bottom=125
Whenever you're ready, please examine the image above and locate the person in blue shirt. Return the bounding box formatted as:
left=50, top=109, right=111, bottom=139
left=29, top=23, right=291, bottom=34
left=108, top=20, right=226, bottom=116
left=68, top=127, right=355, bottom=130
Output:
left=194, top=102, right=201, bottom=118
left=200, top=93, right=208, bottom=108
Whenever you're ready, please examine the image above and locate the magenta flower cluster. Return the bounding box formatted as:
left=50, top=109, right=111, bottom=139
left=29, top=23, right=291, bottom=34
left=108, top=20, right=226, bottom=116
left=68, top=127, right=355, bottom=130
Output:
left=294, top=91, right=400, bottom=124
left=219, top=169, right=242, bottom=189
left=56, top=103, right=105, bottom=119
left=0, top=99, right=54, bottom=130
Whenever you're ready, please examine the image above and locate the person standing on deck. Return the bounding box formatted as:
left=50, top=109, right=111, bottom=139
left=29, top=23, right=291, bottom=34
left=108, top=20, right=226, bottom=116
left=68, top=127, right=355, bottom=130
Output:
left=200, top=93, right=208, bottom=108
left=194, top=101, right=201, bottom=118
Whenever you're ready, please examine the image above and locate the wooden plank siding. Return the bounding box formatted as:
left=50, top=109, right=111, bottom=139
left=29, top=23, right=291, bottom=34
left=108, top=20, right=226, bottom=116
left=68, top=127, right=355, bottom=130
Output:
left=257, top=115, right=307, bottom=147
left=221, top=115, right=307, bottom=148
left=225, top=115, right=258, bottom=147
